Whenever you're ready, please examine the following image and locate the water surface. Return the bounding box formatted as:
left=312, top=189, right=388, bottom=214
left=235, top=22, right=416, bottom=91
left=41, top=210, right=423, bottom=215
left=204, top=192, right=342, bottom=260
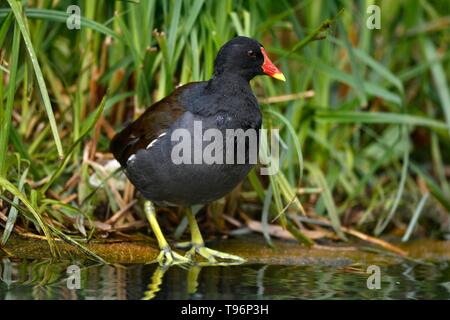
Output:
left=1, top=258, right=449, bottom=299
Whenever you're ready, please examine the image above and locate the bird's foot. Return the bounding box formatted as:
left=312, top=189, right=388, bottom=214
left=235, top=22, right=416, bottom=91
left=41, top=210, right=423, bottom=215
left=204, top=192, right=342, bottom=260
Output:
left=185, top=243, right=246, bottom=265
left=153, top=246, right=191, bottom=266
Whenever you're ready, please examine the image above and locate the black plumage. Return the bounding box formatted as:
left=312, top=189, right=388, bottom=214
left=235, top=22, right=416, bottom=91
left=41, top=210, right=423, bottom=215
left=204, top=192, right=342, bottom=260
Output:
left=110, top=36, right=283, bottom=206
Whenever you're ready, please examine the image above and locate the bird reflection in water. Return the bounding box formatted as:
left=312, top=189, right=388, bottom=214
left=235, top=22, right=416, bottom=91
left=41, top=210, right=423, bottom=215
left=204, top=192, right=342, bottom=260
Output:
left=142, top=259, right=244, bottom=300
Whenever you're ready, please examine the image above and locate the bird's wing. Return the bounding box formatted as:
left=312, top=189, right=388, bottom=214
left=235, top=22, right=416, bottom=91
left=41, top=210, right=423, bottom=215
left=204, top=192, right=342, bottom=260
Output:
left=110, top=83, right=198, bottom=166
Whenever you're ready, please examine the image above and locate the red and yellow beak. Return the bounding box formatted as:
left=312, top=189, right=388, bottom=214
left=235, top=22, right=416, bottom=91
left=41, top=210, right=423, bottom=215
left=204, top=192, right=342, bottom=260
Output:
left=261, top=47, right=286, bottom=81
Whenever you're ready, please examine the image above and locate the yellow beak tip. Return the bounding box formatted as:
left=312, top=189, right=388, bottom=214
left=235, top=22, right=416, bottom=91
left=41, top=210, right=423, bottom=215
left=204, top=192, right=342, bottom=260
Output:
left=272, top=72, right=286, bottom=82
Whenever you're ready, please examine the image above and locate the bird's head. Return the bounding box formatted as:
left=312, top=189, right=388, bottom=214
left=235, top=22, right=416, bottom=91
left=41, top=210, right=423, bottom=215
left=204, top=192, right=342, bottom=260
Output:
left=213, top=36, right=286, bottom=82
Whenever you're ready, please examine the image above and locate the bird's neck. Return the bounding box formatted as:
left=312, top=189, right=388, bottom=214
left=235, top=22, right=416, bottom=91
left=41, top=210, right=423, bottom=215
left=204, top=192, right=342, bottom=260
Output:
left=208, top=72, right=252, bottom=93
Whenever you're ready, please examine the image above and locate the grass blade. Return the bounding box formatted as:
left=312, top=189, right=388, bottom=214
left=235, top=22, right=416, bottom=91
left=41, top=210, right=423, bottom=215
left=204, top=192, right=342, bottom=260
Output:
left=316, top=110, right=448, bottom=129
left=6, top=0, right=64, bottom=158
left=0, top=8, right=120, bottom=41
left=0, top=19, right=20, bottom=177
left=375, top=129, right=410, bottom=235
left=410, top=163, right=450, bottom=213
left=266, top=109, right=304, bottom=182
left=402, top=192, right=429, bottom=242
left=423, top=38, right=450, bottom=138
left=40, top=94, right=107, bottom=194
left=306, top=164, right=346, bottom=240
left=0, top=176, right=57, bottom=255
left=1, top=167, right=28, bottom=245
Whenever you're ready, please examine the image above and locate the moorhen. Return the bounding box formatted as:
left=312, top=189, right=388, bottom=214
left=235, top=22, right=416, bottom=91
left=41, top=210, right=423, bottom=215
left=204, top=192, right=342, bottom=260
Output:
left=110, top=36, right=285, bottom=265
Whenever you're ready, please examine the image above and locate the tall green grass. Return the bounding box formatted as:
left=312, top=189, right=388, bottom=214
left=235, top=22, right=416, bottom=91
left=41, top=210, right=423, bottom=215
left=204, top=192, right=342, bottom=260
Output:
left=0, top=0, right=449, bottom=259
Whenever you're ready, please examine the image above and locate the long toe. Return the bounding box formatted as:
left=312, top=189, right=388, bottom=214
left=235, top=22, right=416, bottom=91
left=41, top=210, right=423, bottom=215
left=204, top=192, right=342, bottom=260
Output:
left=204, top=247, right=246, bottom=263
left=188, top=245, right=246, bottom=266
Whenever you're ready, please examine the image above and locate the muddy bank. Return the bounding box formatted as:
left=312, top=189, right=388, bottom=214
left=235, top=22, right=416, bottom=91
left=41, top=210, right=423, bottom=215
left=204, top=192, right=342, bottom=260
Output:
left=1, top=233, right=449, bottom=265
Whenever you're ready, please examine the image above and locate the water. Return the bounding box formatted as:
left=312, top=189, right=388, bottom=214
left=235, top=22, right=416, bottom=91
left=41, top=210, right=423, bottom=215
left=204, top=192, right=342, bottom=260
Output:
left=1, top=258, right=449, bottom=299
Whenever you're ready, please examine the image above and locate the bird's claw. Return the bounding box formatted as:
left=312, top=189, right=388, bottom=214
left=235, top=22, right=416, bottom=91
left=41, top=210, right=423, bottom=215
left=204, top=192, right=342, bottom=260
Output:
left=154, top=247, right=191, bottom=266
left=185, top=244, right=246, bottom=265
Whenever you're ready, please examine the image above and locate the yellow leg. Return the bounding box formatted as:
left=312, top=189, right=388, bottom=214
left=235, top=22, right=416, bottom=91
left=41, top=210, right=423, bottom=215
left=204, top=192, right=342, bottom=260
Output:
left=142, top=266, right=165, bottom=300
left=144, top=201, right=190, bottom=266
left=186, top=207, right=204, bottom=246
left=187, top=265, right=202, bottom=295
left=185, top=207, right=246, bottom=265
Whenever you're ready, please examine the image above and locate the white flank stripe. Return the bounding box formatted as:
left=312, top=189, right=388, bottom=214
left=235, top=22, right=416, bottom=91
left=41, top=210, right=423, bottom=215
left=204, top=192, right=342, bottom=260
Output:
left=146, top=139, right=157, bottom=149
